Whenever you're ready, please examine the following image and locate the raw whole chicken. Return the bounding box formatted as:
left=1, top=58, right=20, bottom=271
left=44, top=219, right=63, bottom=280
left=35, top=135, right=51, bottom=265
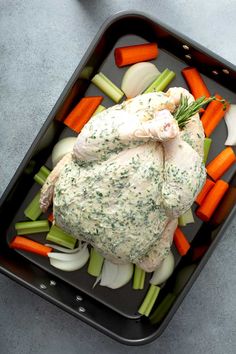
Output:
left=40, top=87, right=206, bottom=272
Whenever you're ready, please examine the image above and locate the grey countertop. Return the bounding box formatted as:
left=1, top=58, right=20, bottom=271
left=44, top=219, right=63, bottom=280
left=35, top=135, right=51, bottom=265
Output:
left=0, top=1, right=236, bottom=353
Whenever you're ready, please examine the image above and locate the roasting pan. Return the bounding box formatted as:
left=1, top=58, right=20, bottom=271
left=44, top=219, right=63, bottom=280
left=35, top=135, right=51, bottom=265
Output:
left=0, top=11, right=236, bottom=345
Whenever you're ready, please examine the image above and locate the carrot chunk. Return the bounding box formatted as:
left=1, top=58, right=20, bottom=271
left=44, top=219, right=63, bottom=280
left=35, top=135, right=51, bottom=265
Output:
left=48, top=212, right=54, bottom=223
left=9, top=236, right=52, bottom=257
left=64, top=96, right=103, bottom=133
left=196, top=180, right=229, bottom=222
left=181, top=67, right=210, bottom=100
left=210, top=187, right=236, bottom=225
left=173, top=228, right=190, bottom=256
left=195, top=179, right=215, bottom=205
left=201, top=93, right=230, bottom=137
left=206, top=147, right=236, bottom=181
left=114, top=43, right=158, bottom=67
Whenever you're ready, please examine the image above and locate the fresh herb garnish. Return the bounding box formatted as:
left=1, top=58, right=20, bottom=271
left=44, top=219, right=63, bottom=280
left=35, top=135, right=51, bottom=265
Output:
left=174, top=95, right=226, bottom=128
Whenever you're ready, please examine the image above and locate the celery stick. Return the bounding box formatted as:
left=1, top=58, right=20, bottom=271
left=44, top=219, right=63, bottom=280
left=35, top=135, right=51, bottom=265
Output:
left=155, top=71, right=175, bottom=92
left=24, top=160, right=36, bottom=175
left=144, top=69, right=175, bottom=93
left=138, top=284, right=160, bottom=317
left=140, top=268, right=146, bottom=289
left=150, top=293, right=176, bottom=324
left=133, top=265, right=142, bottom=289
left=203, top=138, right=212, bottom=164
left=34, top=174, right=45, bottom=186
left=133, top=265, right=146, bottom=289
left=178, top=217, right=186, bottom=227
left=99, top=72, right=121, bottom=91
left=145, top=286, right=160, bottom=316
left=92, top=73, right=124, bottom=103
left=92, top=105, right=106, bottom=116
left=80, top=66, right=93, bottom=80
left=24, top=191, right=42, bottom=221
left=40, top=165, right=50, bottom=177
left=46, top=225, right=77, bottom=249
left=178, top=208, right=194, bottom=226
left=34, top=166, right=51, bottom=186
left=87, top=248, right=104, bottom=276
left=15, top=220, right=50, bottom=235
left=138, top=284, right=157, bottom=315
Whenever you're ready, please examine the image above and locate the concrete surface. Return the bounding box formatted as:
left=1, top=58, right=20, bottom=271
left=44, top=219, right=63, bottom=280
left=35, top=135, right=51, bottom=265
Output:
left=0, top=0, right=236, bottom=353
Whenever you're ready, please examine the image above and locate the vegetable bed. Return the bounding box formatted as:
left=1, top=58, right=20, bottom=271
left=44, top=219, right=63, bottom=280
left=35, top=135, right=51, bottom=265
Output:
left=0, top=12, right=236, bottom=345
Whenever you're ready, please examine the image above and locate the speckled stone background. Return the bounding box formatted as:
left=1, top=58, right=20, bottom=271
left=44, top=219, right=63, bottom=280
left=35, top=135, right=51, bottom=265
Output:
left=0, top=1, right=236, bottom=353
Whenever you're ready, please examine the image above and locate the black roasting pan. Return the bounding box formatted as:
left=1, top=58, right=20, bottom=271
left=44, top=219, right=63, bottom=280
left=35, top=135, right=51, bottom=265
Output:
left=0, top=11, right=236, bottom=345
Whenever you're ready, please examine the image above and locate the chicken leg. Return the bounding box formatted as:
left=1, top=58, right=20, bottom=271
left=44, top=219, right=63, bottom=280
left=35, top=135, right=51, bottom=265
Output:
left=40, top=153, right=72, bottom=212
left=137, top=219, right=178, bottom=272
left=161, top=134, right=206, bottom=218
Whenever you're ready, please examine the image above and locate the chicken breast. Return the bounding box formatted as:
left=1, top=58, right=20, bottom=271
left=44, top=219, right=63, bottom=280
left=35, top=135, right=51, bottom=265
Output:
left=40, top=88, right=206, bottom=271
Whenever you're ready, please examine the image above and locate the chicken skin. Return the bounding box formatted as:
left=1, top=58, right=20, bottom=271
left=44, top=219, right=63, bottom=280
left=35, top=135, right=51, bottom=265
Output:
left=40, top=88, right=206, bottom=271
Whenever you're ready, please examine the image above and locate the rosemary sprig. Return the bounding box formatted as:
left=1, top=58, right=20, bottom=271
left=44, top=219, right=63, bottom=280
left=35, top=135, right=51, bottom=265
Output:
left=173, top=95, right=226, bottom=129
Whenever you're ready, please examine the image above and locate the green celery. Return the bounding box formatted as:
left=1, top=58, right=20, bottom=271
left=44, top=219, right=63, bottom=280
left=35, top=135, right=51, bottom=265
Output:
left=80, top=66, right=93, bottom=80
left=24, top=191, right=42, bottom=221
left=150, top=293, right=176, bottom=324
left=140, top=268, right=146, bottom=289
left=15, top=220, right=50, bottom=235
left=24, top=160, right=36, bottom=175
left=203, top=138, right=212, bottom=164
left=133, top=265, right=146, bottom=290
left=144, top=68, right=176, bottom=94
left=34, top=166, right=51, bottom=186
left=92, top=105, right=106, bottom=116
left=92, top=72, right=124, bottom=103
left=46, top=224, right=77, bottom=249
left=99, top=72, right=123, bottom=92
left=138, top=284, right=160, bottom=317
left=87, top=248, right=104, bottom=276
left=178, top=208, right=194, bottom=226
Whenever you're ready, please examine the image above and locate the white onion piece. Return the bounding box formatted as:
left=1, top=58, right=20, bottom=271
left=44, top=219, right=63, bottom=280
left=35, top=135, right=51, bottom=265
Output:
left=150, top=252, right=175, bottom=285
left=48, top=245, right=89, bottom=271
left=98, top=260, right=133, bottom=289
left=52, top=137, right=77, bottom=167
left=224, top=104, right=236, bottom=146
left=48, top=244, right=88, bottom=261
left=121, top=62, right=160, bottom=98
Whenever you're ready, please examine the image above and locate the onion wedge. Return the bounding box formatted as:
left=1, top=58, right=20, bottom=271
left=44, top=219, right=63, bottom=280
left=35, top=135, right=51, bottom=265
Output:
left=121, top=62, right=160, bottom=98
left=224, top=104, right=236, bottom=146
left=150, top=252, right=175, bottom=285
left=52, top=137, right=77, bottom=167
left=97, top=260, right=133, bottom=289
left=48, top=244, right=89, bottom=271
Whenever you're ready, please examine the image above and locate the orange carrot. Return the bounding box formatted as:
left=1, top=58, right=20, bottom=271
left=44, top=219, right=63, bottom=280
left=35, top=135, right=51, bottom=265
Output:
left=201, top=94, right=230, bottom=137
left=195, top=180, right=229, bottom=222
left=173, top=228, right=190, bottom=256
left=114, top=43, right=158, bottom=67
left=210, top=186, right=236, bottom=225
left=206, top=147, right=236, bottom=181
left=9, top=236, right=52, bottom=257
left=182, top=67, right=210, bottom=100
left=195, top=179, right=215, bottom=205
left=48, top=212, right=54, bottom=223
left=64, top=96, right=103, bottom=133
